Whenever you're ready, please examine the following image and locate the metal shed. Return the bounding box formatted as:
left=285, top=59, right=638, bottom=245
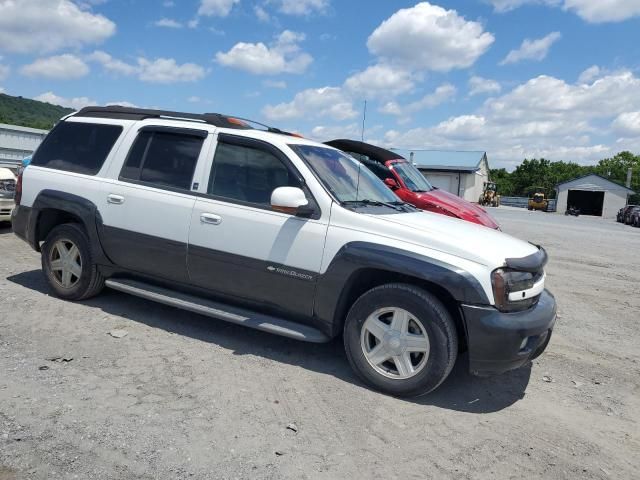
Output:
left=555, top=174, right=635, bottom=218
left=390, top=149, right=489, bottom=203
left=0, top=123, right=48, bottom=171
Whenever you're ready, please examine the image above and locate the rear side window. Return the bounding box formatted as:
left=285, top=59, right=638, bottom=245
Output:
left=208, top=142, right=301, bottom=205
left=120, top=129, right=204, bottom=191
left=31, top=122, right=122, bottom=175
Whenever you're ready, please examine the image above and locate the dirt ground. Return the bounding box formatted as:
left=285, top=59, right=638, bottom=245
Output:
left=0, top=207, right=638, bottom=480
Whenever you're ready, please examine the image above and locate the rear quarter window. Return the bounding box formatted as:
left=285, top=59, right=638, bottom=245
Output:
left=31, top=122, right=123, bottom=175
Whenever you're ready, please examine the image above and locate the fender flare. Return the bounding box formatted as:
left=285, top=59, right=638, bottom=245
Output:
left=30, top=190, right=110, bottom=264
left=314, top=242, right=489, bottom=335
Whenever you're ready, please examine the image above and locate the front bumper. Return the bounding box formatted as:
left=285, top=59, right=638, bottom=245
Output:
left=0, top=197, right=14, bottom=221
left=462, top=289, right=557, bottom=376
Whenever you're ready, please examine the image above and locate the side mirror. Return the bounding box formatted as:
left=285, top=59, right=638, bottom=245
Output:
left=384, top=178, right=399, bottom=189
left=271, top=187, right=311, bottom=216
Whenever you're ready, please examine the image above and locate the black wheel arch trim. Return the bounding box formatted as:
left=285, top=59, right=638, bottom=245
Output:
left=29, top=190, right=111, bottom=264
left=314, top=241, right=490, bottom=335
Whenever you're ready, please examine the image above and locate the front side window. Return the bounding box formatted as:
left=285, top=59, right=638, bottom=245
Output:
left=31, top=122, right=122, bottom=175
left=390, top=161, right=433, bottom=192
left=208, top=141, right=301, bottom=205
left=291, top=145, right=399, bottom=204
left=120, top=130, right=203, bottom=190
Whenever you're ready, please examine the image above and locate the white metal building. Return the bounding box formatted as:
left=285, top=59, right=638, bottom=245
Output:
left=391, top=149, right=489, bottom=203
left=555, top=174, right=635, bottom=218
left=0, top=123, right=48, bottom=171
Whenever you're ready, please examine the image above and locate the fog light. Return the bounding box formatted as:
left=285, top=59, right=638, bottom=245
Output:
left=519, top=337, right=529, bottom=350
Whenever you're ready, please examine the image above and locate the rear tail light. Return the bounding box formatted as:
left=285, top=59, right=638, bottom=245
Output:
left=15, top=170, right=23, bottom=205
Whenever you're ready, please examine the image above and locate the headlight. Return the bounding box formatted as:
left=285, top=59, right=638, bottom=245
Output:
left=492, top=268, right=544, bottom=312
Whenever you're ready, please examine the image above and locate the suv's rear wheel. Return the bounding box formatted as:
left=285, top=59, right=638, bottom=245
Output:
left=42, top=223, right=104, bottom=300
left=344, top=284, right=458, bottom=397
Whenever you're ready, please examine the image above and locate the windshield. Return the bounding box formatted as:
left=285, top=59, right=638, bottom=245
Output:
left=291, top=145, right=401, bottom=204
left=390, top=161, right=433, bottom=192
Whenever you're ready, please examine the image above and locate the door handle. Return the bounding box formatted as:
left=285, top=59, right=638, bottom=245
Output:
left=200, top=213, right=222, bottom=225
left=107, top=194, right=125, bottom=205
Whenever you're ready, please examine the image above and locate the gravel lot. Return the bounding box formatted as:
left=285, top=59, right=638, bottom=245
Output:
left=1, top=208, right=639, bottom=480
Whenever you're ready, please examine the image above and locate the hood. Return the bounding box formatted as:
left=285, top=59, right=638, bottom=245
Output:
left=0, top=168, right=16, bottom=180
left=362, top=209, right=537, bottom=269
left=415, top=188, right=499, bottom=229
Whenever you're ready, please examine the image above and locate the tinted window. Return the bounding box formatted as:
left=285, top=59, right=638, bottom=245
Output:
left=31, top=122, right=122, bottom=175
left=120, top=130, right=203, bottom=190
left=208, top=142, right=301, bottom=205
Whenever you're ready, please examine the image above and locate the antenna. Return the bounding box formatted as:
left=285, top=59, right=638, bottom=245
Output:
left=361, top=100, right=367, bottom=142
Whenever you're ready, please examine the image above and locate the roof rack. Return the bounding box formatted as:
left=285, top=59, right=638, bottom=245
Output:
left=75, top=106, right=254, bottom=130
left=74, top=106, right=302, bottom=138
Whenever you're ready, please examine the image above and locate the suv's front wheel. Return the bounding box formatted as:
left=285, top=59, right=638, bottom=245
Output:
left=42, top=223, right=104, bottom=300
left=344, top=284, right=458, bottom=397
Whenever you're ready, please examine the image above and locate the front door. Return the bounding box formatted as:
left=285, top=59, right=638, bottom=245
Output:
left=187, top=134, right=328, bottom=319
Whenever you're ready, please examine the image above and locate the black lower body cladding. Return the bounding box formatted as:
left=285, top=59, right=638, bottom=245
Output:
left=462, top=289, right=557, bottom=376
left=11, top=205, right=36, bottom=248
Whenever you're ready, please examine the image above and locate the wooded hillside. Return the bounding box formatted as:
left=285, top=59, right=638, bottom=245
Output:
left=0, top=93, right=73, bottom=130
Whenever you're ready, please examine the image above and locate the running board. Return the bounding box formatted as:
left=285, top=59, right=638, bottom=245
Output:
left=104, top=278, right=330, bottom=343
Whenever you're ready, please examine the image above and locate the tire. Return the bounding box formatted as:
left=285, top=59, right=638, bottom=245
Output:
left=41, top=223, right=105, bottom=301
left=343, top=283, right=458, bottom=397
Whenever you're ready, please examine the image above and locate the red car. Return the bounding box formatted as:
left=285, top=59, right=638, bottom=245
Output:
left=326, top=139, right=500, bottom=229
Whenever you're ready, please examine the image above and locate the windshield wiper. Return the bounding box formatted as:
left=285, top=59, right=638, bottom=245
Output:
left=343, top=199, right=403, bottom=211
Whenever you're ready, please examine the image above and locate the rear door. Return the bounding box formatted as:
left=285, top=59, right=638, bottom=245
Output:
left=100, top=125, right=209, bottom=282
left=187, top=134, right=328, bottom=319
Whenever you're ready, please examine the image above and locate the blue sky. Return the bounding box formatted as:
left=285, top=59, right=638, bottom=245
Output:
left=1, top=0, right=640, bottom=169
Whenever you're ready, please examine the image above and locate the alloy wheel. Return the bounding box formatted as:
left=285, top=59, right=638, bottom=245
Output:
left=360, top=307, right=430, bottom=380
left=49, top=239, right=82, bottom=288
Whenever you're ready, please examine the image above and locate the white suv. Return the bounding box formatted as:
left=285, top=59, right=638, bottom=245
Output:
left=12, top=106, right=556, bottom=397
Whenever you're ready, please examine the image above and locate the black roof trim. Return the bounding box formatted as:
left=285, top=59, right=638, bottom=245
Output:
left=324, top=139, right=405, bottom=163
left=74, top=106, right=253, bottom=130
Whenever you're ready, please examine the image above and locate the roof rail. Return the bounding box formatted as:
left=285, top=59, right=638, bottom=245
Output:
left=74, top=106, right=253, bottom=130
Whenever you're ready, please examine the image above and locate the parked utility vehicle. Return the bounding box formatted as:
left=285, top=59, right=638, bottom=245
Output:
left=13, top=106, right=556, bottom=397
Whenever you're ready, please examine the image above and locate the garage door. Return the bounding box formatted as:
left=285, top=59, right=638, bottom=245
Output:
left=567, top=190, right=605, bottom=216
left=426, top=173, right=457, bottom=195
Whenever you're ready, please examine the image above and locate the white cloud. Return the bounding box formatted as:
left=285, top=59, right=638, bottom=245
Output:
left=0, top=87, right=5, bottom=94
left=87, top=51, right=138, bottom=76
left=137, top=58, right=207, bottom=83
left=88, top=51, right=206, bottom=83
left=263, top=79, right=287, bottom=89
left=0, top=57, right=9, bottom=81
left=578, top=65, right=602, bottom=84
left=263, top=86, right=357, bottom=121
left=272, top=0, right=329, bottom=15
left=21, top=54, right=89, bottom=80
left=500, top=32, right=561, bottom=65
left=254, top=5, right=271, bottom=22
left=486, top=0, right=560, bottom=13
left=379, top=83, right=457, bottom=116
left=468, top=76, right=502, bottom=96
left=163, top=0, right=175, bottom=6
left=155, top=18, right=183, bottom=28
left=612, top=111, right=640, bottom=137
left=198, top=0, right=239, bottom=17
left=563, top=0, right=640, bottom=23
left=310, top=123, right=361, bottom=141
left=488, top=0, right=640, bottom=22
left=35, top=91, right=95, bottom=110
left=367, top=2, right=494, bottom=72
left=344, top=64, right=416, bottom=99
left=383, top=71, right=640, bottom=167
left=0, top=0, right=115, bottom=54
left=216, top=30, right=312, bottom=75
